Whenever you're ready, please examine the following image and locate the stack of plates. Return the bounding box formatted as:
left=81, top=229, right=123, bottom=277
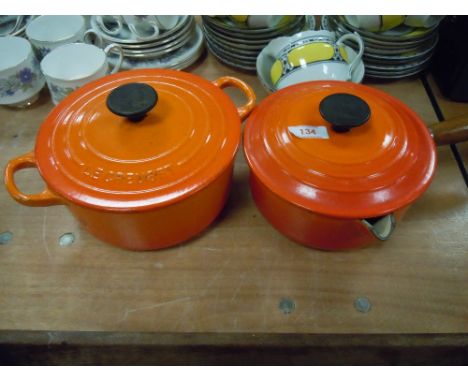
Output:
left=202, top=16, right=307, bottom=72
left=89, top=16, right=205, bottom=70
left=323, top=15, right=440, bottom=79
left=0, top=15, right=36, bottom=37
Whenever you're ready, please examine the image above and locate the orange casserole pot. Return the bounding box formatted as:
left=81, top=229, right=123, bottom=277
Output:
left=243, top=81, right=468, bottom=251
left=4, top=69, right=256, bottom=250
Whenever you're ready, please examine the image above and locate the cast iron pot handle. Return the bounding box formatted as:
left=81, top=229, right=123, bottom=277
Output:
left=362, top=214, right=396, bottom=241
left=429, top=114, right=468, bottom=145
left=212, top=76, right=256, bottom=121
left=4, top=151, right=62, bottom=207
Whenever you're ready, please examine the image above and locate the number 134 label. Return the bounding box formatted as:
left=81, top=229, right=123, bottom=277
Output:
left=288, top=125, right=329, bottom=139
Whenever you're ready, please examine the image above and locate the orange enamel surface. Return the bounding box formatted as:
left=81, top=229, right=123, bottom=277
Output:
left=244, top=81, right=437, bottom=219
left=34, top=69, right=243, bottom=211
left=67, top=165, right=233, bottom=250
left=250, top=172, right=408, bottom=250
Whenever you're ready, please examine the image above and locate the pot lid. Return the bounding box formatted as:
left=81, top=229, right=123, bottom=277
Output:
left=244, top=81, right=436, bottom=218
left=35, top=69, right=242, bottom=210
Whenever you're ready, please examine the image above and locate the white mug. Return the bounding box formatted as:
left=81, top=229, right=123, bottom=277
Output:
left=26, top=15, right=86, bottom=60
left=0, top=36, right=45, bottom=107
left=40, top=42, right=123, bottom=105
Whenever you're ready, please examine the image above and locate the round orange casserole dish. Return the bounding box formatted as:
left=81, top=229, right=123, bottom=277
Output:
left=4, top=69, right=256, bottom=250
left=243, top=81, right=468, bottom=251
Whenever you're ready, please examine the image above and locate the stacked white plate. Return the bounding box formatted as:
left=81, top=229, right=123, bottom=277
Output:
left=323, top=15, right=441, bottom=79
left=90, top=16, right=205, bottom=70
left=202, top=16, right=307, bottom=72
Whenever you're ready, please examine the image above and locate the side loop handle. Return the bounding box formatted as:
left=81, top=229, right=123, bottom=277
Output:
left=212, top=76, right=256, bottom=121
left=4, top=151, right=63, bottom=207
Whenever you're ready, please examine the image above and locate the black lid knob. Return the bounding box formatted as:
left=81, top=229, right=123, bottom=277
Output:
left=319, top=93, right=371, bottom=133
left=106, top=83, right=158, bottom=122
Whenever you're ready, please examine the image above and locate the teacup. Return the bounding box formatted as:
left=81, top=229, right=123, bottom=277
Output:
left=344, top=15, right=405, bottom=32
left=122, top=16, right=160, bottom=41
left=0, top=36, right=45, bottom=107
left=263, top=30, right=364, bottom=90
left=40, top=42, right=123, bottom=105
left=97, top=15, right=180, bottom=41
left=26, top=15, right=86, bottom=60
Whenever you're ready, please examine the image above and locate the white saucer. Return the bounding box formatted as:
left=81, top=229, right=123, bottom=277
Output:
left=108, top=25, right=204, bottom=70
left=90, top=16, right=190, bottom=45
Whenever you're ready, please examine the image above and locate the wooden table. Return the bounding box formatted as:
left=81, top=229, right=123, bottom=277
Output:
left=0, top=50, right=467, bottom=365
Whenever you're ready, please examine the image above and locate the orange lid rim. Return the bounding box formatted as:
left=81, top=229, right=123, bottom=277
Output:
left=244, top=80, right=437, bottom=219
left=34, top=69, right=242, bottom=212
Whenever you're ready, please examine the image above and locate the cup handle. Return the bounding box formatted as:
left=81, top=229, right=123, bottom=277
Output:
left=212, top=76, right=256, bottom=121
left=104, top=43, right=124, bottom=74
left=10, top=15, right=24, bottom=35
left=128, top=23, right=159, bottom=41
left=4, top=151, right=62, bottom=207
left=84, top=28, right=103, bottom=48
left=123, top=16, right=160, bottom=41
left=337, top=32, right=364, bottom=80
left=96, top=15, right=123, bottom=36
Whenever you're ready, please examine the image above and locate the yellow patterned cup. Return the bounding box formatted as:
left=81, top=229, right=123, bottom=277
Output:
left=265, top=30, right=364, bottom=88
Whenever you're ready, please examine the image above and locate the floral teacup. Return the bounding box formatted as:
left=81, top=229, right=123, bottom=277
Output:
left=0, top=36, right=45, bottom=107
left=26, top=15, right=87, bottom=60
left=40, top=42, right=123, bottom=105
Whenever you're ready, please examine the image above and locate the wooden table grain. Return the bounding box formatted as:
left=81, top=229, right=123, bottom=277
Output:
left=0, top=51, right=467, bottom=364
